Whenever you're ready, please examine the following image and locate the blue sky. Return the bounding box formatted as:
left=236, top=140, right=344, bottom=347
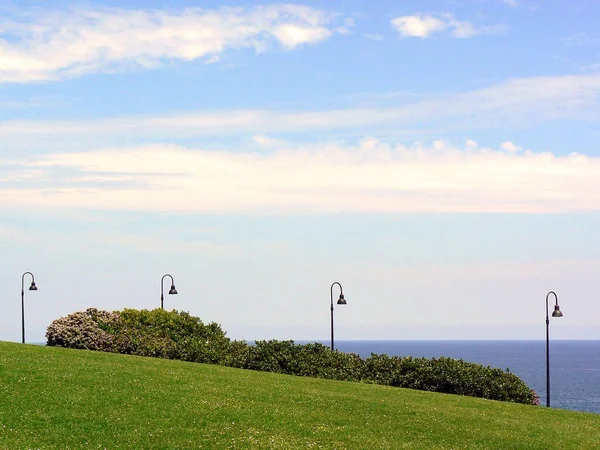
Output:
left=1, top=0, right=599, bottom=342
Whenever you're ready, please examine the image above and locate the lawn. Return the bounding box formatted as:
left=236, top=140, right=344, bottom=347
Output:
left=1, top=341, right=599, bottom=449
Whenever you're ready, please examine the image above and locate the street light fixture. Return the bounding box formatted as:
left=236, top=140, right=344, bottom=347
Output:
left=330, top=281, right=347, bottom=351
left=161, top=274, right=177, bottom=309
left=21, top=272, right=38, bottom=344
left=545, top=290, right=563, bottom=408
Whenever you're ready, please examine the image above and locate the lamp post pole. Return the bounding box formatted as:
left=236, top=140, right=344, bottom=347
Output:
left=161, top=274, right=178, bottom=309
left=545, top=291, right=563, bottom=408
left=330, top=281, right=347, bottom=351
left=21, top=272, right=38, bottom=344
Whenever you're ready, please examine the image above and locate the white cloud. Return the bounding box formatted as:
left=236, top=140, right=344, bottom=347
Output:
left=271, top=24, right=331, bottom=49
left=391, top=13, right=503, bottom=39
left=502, top=0, right=519, bottom=7
left=252, top=134, right=286, bottom=147
left=2, top=73, right=599, bottom=141
left=465, top=139, right=479, bottom=150
left=501, top=141, right=522, bottom=152
left=391, top=15, right=447, bottom=38
left=1, top=140, right=599, bottom=214
left=0, top=4, right=341, bottom=83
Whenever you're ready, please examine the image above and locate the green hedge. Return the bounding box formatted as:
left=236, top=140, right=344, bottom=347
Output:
left=46, top=308, right=539, bottom=405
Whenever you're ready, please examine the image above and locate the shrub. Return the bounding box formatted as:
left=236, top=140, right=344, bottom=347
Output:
left=46, top=308, right=127, bottom=352
left=296, top=342, right=365, bottom=382
left=46, top=309, right=539, bottom=405
left=220, top=339, right=252, bottom=368
left=228, top=340, right=537, bottom=405
left=116, top=309, right=231, bottom=364
left=46, top=308, right=231, bottom=364
left=233, top=340, right=365, bottom=382
left=244, top=340, right=302, bottom=374
left=393, top=356, right=538, bottom=404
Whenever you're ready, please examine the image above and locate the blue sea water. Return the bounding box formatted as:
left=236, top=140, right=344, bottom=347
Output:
left=304, top=340, right=600, bottom=414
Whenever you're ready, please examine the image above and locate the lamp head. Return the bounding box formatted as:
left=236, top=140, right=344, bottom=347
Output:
left=29, top=281, right=37, bottom=291
left=552, top=304, right=563, bottom=317
left=169, top=285, right=178, bottom=295
left=337, top=293, right=346, bottom=305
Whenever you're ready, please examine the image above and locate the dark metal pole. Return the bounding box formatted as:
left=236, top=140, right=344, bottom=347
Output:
left=21, top=286, right=25, bottom=344
left=161, top=274, right=174, bottom=310
left=330, top=282, right=342, bottom=351
left=545, top=290, right=560, bottom=408
left=330, top=301, right=334, bottom=350
left=546, top=303, right=550, bottom=408
left=21, top=272, right=35, bottom=344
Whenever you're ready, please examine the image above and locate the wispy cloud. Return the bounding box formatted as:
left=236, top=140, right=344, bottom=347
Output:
left=2, top=139, right=599, bottom=214
left=0, top=225, right=32, bottom=242
left=90, top=232, right=238, bottom=257
left=362, top=33, right=384, bottom=41
left=2, top=73, right=599, bottom=141
left=563, top=32, right=600, bottom=47
left=501, top=0, right=519, bottom=7
left=0, top=4, right=342, bottom=83
left=0, top=98, right=47, bottom=109
left=391, top=13, right=504, bottom=39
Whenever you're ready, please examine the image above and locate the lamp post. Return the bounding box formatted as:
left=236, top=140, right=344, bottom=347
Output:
left=330, top=281, right=347, bottom=351
left=545, top=290, right=563, bottom=408
left=21, top=272, right=38, bottom=344
left=160, top=274, right=177, bottom=309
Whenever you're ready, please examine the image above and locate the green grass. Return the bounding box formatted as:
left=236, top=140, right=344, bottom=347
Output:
left=1, top=342, right=599, bottom=449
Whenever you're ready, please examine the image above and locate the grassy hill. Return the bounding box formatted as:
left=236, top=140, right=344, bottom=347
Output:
left=0, top=341, right=599, bottom=449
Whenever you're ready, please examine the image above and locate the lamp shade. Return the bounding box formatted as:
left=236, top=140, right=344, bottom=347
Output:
left=552, top=305, right=563, bottom=317
left=29, top=282, right=37, bottom=291
left=169, top=285, right=178, bottom=295
left=337, top=294, right=347, bottom=305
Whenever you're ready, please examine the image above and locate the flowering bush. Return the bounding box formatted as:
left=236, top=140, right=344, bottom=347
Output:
left=46, top=308, right=230, bottom=363
left=46, top=308, right=125, bottom=351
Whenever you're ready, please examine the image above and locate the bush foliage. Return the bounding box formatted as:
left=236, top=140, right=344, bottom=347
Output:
left=46, top=308, right=230, bottom=364
left=46, top=309, right=539, bottom=405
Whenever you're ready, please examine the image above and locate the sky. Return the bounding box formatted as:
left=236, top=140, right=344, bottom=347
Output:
left=1, top=0, right=599, bottom=343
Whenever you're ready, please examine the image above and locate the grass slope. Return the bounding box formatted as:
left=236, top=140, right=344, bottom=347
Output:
left=1, top=342, right=599, bottom=449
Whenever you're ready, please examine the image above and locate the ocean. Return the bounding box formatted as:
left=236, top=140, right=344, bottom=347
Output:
left=322, top=340, right=600, bottom=414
